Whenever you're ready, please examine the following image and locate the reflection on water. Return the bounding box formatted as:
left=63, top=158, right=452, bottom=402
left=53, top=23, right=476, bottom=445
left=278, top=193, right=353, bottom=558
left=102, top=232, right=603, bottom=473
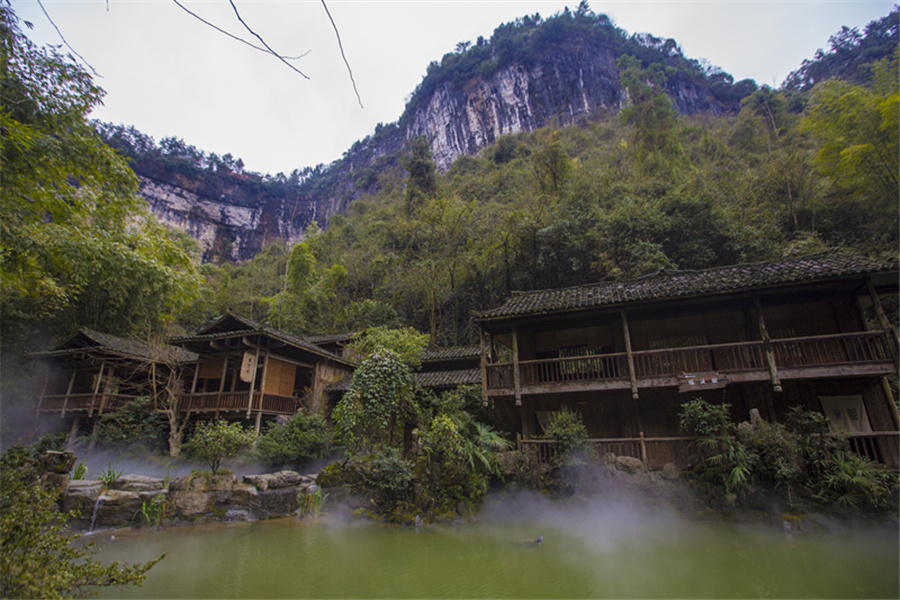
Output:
left=93, top=494, right=899, bottom=599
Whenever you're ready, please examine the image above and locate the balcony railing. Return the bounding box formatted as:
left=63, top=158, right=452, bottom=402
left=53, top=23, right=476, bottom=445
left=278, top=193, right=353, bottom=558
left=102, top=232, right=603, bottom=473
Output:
left=35, top=393, right=138, bottom=414
left=178, top=391, right=297, bottom=415
left=486, top=332, right=894, bottom=392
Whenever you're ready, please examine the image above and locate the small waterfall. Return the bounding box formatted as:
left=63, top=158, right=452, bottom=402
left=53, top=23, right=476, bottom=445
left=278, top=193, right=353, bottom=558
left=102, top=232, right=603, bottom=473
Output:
left=89, top=496, right=105, bottom=531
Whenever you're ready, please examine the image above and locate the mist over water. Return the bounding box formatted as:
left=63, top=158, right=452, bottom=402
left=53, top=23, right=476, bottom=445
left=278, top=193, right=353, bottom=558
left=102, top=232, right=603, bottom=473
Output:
left=91, top=490, right=900, bottom=599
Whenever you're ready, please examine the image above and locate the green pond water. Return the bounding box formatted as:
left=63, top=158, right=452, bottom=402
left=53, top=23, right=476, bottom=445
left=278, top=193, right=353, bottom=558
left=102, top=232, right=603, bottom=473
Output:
left=91, top=496, right=899, bottom=599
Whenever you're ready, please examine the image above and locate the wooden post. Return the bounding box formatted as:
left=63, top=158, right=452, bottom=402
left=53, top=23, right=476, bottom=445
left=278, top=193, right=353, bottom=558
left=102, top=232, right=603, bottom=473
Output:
left=97, top=368, right=114, bottom=416
left=89, top=362, right=105, bottom=417
left=190, top=363, right=200, bottom=393
left=479, top=327, right=489, bottom=407
left=35, top=369, right=51, bottom=416
left=867, top=276, right=899, bottom=368
left=66, top=417, right=80, bottom=451
left=61, top=368, right=77, bottom=418
left=512, top=325, right=522, bottom=406
left=246, top=344, right=261, bottom=418
left=620, top=310, right=639, bottom=400
left=218, top=355, right=229, bottom=398
left=639, top=431, right=648, bottom=467
left=754, top=295, right=782, bottom=393
left=257, top=353, right=270, bottom=414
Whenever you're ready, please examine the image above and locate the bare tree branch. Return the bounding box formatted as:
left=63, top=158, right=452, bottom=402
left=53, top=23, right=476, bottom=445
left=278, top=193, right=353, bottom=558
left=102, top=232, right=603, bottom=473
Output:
left=36, top=0, right=101, bottom=77
left=173, top=0, right=311, bottom=64
left=228, top=0, right=311, bottom=80
left=320, top=0, right=363, bottom=108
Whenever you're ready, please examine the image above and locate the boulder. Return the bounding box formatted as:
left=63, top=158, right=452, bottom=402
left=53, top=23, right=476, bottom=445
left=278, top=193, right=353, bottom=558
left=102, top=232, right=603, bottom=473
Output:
left=94, top=489, right=142, bottom=529
left=38, top=451, right=77, bottom=474
left=243, top=471, right=307, bottom=491
left=111, top=475, right=166, bottom=493
left=660, top=462, right=680, bottom=481
left=256, top=487, right=300, bottom=517
left=63, top=480, right=104, bottom=529
left=615, top=455, right=645, bottom=474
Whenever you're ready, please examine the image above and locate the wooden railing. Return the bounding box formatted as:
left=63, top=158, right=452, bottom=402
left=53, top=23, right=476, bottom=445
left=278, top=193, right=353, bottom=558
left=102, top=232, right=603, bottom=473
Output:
left=520, top=436, right=695, bottom=470
left=522, top=432, right=898, bottom=469
left=35, top=393, right=138, bottom=414
left=486, top=332, right=893, bottom=391
left=178, top=391, right=297, bottom=415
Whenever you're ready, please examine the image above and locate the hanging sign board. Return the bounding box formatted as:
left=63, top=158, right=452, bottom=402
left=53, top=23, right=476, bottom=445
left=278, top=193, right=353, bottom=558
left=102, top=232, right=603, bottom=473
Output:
left=240, top=351, right=257, bottom=383
left=678, top=372, right=729, bottom=393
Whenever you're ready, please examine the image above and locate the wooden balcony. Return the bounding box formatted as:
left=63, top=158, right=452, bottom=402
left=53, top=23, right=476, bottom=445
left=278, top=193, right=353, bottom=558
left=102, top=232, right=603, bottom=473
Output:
left=35, top=393, right=138, bottom=416
left=486, top=332, right=896, bottom=396
left=178, top=391, right=298, bottom=415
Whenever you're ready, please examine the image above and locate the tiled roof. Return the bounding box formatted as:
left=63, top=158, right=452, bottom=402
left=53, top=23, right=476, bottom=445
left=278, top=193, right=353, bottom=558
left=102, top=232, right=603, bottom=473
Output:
left=415, top=368, right=481, bottom=389
left=421, top=346, right=481, bottom=362
left=32, top=329, right=198, bottom=363
left=474, top=251, right=898, bottom=321
left=326, top=369, right=481, bottom=392
left=305, top=332, right=356, bottom=345
left=173, top=313, right=354, bottom=366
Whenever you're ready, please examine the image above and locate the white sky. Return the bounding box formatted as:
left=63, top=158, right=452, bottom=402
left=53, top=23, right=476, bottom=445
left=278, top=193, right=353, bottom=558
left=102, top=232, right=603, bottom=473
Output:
left=13, top=0, right=896, bottom=176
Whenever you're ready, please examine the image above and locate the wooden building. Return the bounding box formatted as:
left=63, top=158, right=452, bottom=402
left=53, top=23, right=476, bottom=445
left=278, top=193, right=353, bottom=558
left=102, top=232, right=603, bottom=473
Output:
left=30, top=329, right=198, bottom=447
left=416, top=346, right=482, bottom=391
left=172, top=314, right=356, bottom=427
left=473, top=252, right=900, bottom=468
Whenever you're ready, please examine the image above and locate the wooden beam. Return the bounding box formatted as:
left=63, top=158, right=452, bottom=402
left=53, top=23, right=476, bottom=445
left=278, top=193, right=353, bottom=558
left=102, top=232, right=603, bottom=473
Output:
left=97, top=368, right=114, bottom=416
left=89, top=362, right=105, bottom=417
left=479, top=327, right=489, bottom=407
left=753, top=295, right=782, bottom=393
left=867, top=276, right=900, bottom=369
left=620, top=309, right=639, bottom=400
left=512, top=325, right=521, bottom=406
left=61, top=368, right=77, bottom=418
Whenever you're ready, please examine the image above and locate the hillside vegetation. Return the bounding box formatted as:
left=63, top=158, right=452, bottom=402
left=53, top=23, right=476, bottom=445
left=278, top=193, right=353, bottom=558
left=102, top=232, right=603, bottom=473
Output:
left=188, top=28, right=898, bottom=345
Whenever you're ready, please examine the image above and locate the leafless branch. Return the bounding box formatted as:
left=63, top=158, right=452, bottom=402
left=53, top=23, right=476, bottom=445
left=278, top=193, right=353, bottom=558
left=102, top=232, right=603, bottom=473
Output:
left=36, top=0, right=100, bottom=77
left=173, top=0, right=311, bottom=64
left=320, top=0, right=363, bottom=108
left=228, top=0, right=310, bottom=80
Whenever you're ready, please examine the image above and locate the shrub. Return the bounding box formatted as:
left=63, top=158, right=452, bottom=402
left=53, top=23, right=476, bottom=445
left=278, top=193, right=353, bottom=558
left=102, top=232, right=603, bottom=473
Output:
left=94, top=397, right=166, bottom=451
left=543, top=408, right=590, bottom=464
left=0, top=448, right=162, bottom=597
left=183, top=419, right=254, bottom=473
left=256, top=413, right=333, bottom=468
left=358, top=447, right=415, bottom=513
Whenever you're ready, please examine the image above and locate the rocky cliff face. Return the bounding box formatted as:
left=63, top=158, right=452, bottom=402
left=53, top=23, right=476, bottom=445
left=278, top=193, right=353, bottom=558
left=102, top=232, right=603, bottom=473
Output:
left=138, top=39, right=735, bottom=261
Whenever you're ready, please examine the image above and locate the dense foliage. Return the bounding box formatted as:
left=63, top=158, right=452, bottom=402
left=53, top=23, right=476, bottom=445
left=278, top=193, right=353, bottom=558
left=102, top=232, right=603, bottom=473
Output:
left=0, top=5, right=201, bottom=351
left=256, top=412, right=334, bottom=468
left=678, top=399, right=898, bottom=512
left=0, top=445, right=161, bottom=598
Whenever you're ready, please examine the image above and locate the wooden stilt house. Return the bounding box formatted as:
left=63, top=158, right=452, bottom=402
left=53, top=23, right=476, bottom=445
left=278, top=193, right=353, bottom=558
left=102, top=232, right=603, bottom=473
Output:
left=473, top=252, right=900, bottom=468
left=171, top=314, right=356, bottom=429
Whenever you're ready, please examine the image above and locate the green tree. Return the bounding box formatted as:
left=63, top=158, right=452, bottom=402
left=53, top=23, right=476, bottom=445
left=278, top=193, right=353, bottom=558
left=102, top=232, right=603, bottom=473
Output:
left=183, top=419, right=254, bottom=473
left=348, top=325, right=430, bottom=368
left=402, top=136, right=438, bottom=214
left=1, top=447, right=162, bottom=598
left=256, top=412, right=334, bottom=468
left=0, top=5, right=200, bottom=347
left=332, top=349, right=418, bottom=454
left=802, top=73, right=899, bottom=217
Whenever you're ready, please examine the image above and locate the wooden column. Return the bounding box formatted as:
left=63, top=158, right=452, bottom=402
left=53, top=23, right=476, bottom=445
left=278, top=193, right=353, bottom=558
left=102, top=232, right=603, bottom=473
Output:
left=190, top=363, right=200, bottom=393
left=620, top=310, right=639, bottom=400
left=218, top=355, right=229, bottom=397
left=35, top=369, right=51, bottom=416
left=479, top=327, right=489, bottom=407
left=753, top=295, right=782, bottom=393
left=97, top=368, right=114, bottom=416
left=89, top=362, right=105, bottom=417
left=866, top=276, right=899, bottom=368
left=66, top=417, right=80, bottom=451
left=246, top=344, right=262, bottom=418
left=512, top=325, right=521, bottom=407
left=61, top=368, right=77, bottom=418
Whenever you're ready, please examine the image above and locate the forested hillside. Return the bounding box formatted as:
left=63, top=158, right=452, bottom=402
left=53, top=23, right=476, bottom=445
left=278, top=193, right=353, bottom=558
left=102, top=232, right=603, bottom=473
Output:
left=188, top=29, right=898, bottom=346
left=2, top=3, right=897, bottom=356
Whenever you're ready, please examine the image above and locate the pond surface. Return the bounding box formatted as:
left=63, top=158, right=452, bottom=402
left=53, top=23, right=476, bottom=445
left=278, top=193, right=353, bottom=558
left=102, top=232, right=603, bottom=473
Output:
left=91, top=494, right=899, bottom=599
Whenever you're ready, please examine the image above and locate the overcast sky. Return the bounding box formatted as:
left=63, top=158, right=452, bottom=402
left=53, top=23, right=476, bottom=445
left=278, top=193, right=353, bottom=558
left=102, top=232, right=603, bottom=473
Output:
left=14, top=0, right=895, bottom=176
